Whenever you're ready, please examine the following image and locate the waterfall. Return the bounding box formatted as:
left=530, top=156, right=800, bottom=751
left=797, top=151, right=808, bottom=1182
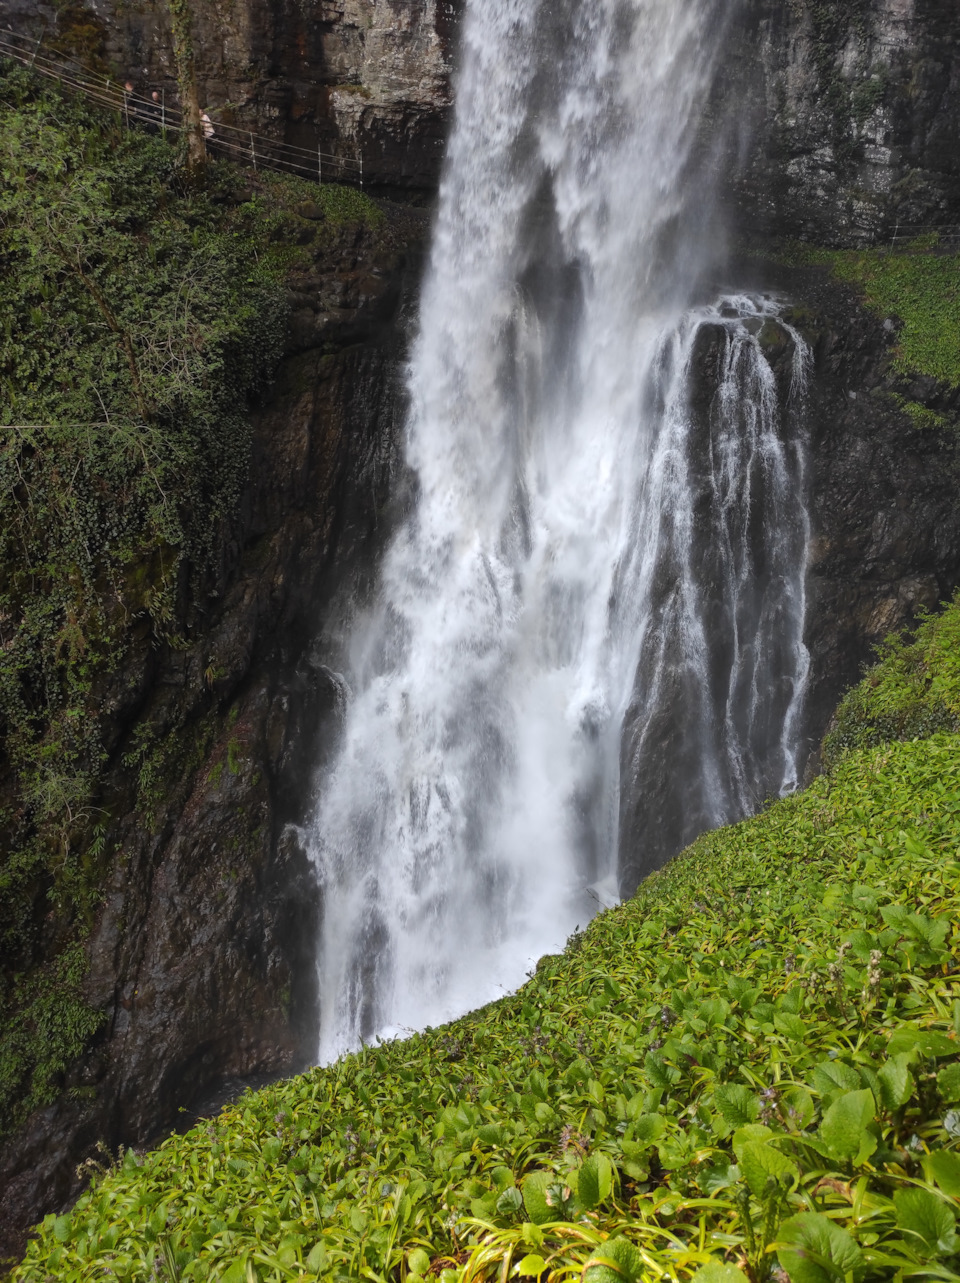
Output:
left=306, top=0, right=812, bottom=1062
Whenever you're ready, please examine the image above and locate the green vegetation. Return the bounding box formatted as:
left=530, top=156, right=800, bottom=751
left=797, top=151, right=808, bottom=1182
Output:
left=823, top=593, right=960, bottom=768
left=14, top=599, right=960, bottom=1281
left=786, top=239, right=960, bottom=389
left=0, top=65, right=381, bottom=1142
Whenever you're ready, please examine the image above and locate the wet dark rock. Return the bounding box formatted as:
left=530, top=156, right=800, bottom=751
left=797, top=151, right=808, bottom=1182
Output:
left=296, top=199, right=326, bottom=221
left=619, top=260, right=960, bottom=892
left=725, top=0, right=960, bottom=245
left=0, top=214, right=424, bottom=1259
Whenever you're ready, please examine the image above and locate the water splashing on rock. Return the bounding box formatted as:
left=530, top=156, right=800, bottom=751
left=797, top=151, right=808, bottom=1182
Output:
left=306, top=0, right=811, bottom=1061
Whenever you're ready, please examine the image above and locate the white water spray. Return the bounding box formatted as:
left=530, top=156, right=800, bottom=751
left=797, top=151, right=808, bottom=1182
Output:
left=307, top=0, right=811, bottom=1061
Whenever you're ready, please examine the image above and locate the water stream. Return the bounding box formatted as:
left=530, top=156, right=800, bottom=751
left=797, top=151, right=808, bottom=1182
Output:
left=306, top=0, right=811, bottom=1062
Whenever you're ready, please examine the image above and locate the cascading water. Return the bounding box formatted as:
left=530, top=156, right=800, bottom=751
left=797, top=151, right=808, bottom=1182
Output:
left=306, top=0, right=812, bottom=1062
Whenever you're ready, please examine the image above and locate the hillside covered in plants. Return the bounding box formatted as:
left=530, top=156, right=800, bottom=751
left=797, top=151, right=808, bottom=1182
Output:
left=2, top=0, right=960, bottom=1270
left=12, top=596, right=960, bottom=1281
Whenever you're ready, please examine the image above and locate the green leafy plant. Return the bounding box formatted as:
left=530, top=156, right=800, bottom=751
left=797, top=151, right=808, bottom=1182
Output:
left=11, top=597, right=960, bottom=1281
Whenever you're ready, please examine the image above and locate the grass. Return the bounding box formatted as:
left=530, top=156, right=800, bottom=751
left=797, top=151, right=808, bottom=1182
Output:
left=10, top=600, right=960, bottom=1281
left=782, top=239, right=960, bottom=389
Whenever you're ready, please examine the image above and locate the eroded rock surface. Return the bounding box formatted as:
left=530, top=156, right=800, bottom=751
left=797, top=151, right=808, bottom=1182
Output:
left=618, top=261, right=960, bottom=890
left=0, top=0, right=462, bottom=186
left=0, top=204, right=426, bottom=1259
left=727, top=0, right=960, bottom=244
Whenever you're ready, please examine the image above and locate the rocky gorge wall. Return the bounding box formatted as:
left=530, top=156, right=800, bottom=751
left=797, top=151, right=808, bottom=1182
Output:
left=618, top=257, right=960, bottom=889
left=726, top=0, right=960, bottom=245
left=1, top=0, right=960, bottom=1257
left=0, top=0, right=463, bottom=187
left=2, top=0, right=956, bottom=218
left=0, top=197, right=426, bottom=1257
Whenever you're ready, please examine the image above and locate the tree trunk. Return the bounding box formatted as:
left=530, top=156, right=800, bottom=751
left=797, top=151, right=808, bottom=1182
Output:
left=168, top=0, right=205, bottom=176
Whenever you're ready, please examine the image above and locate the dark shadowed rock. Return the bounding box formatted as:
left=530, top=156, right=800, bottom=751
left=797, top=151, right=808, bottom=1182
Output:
left=618, top=260, right=960, bottom=892
left=0, top=207, right=426, bottom=1260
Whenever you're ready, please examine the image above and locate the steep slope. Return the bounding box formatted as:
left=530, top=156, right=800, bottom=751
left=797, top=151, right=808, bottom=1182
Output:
left=13, top=596, right=960, bottom=1282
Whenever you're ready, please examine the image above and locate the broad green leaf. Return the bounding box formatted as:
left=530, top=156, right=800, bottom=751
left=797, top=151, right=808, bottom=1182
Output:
left=406, top=1248, right=431, bottom=1277
left=843, top=928, right=874, bottom=959
left=732, top=1124, right=772, bottom=1159
left=774, top=1012, right=806, bottom=1040
left=261, top=1136, right=282, bottom=1163
left=534, top=1101, right=557, bottom=1126
left=522, top=1223, right=544, bottom=1249
left=778, top=986, right=804, bottom=1014
left=782, top=1086, right=815, bottom=1131
left=598, top=1237, right=643, bottom=1282
left=776, top=1211, right=865, bottom=1283
left=819, top=1089, right=877, bottom=1165
left=713, top=1083, right=759, bottom=1127
left=810, top=1061, right=860, bottom=1097
left=582, top=1266, right=622, bottom=1283
left=925, top=1150, right=960, bottom=1198
left=700, top=1157, right=740, bottom=1194
left=630, top=1113, right=665, bottom=1143
left=938, top=1062, right=960, bottom=1102
left=577, top=1152, right=613, bottom=1210
left=738, top=1139, right=799, bottom=1197
left=644, top=1050, right=678, bottom=1088
left=888, top=1024, right=958, bottom=1059
left=624, top=1091, right=648, bottom=1120
left=898, top=912, right=948, bottom=951
left=894, top=1187, right=958, bottom=1255
left=880, top=904, right=912, bottom=932
left=471, top=1193, right=499, bottom=1220
left=521, top=1171, right=554, bottom=1226
left=496, top=1185, right=523, bottom=1216
left=516, top=1254, right=547, bottom=1277
left=692, top=1265, right=751, bottom=1283
left=877, top=1054, right=915, bottom=1111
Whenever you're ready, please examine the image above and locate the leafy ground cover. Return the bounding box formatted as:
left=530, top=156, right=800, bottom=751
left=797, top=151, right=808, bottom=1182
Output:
left=12, top=600, right=960, bottom=1281
left=0, top=64, right=384, bottom=1142
left=783, top=238, right=960, bottom=391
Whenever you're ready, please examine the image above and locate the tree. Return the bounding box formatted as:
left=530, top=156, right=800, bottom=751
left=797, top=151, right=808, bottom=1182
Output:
left=168, top=0, right=205, bottom=175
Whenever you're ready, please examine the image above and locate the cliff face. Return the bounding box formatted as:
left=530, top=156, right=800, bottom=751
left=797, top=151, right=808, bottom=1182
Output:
left=616, top=0, right=960, bottom=884
left=0, top=203, right=426, bottom=1256
left=2, top=0, right=956, bottom=212
left=0, top=0, right=462, bottom=187
left=618, top=262, right=960, bottom=891
left=727, top=0, right=960, bottom=245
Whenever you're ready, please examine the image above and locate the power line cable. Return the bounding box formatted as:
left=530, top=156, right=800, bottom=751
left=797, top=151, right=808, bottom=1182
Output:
left=0, top=30, right=363, bottom=182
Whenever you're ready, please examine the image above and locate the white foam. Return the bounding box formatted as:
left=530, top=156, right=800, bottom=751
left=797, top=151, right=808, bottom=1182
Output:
left=304, top=0, right=811, bottom=1063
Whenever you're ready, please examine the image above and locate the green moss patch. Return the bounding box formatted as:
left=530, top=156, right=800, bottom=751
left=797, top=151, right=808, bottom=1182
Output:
left=786, top=240, right=960, bottom=388
left=14, top=608, right=960, bottom=1281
